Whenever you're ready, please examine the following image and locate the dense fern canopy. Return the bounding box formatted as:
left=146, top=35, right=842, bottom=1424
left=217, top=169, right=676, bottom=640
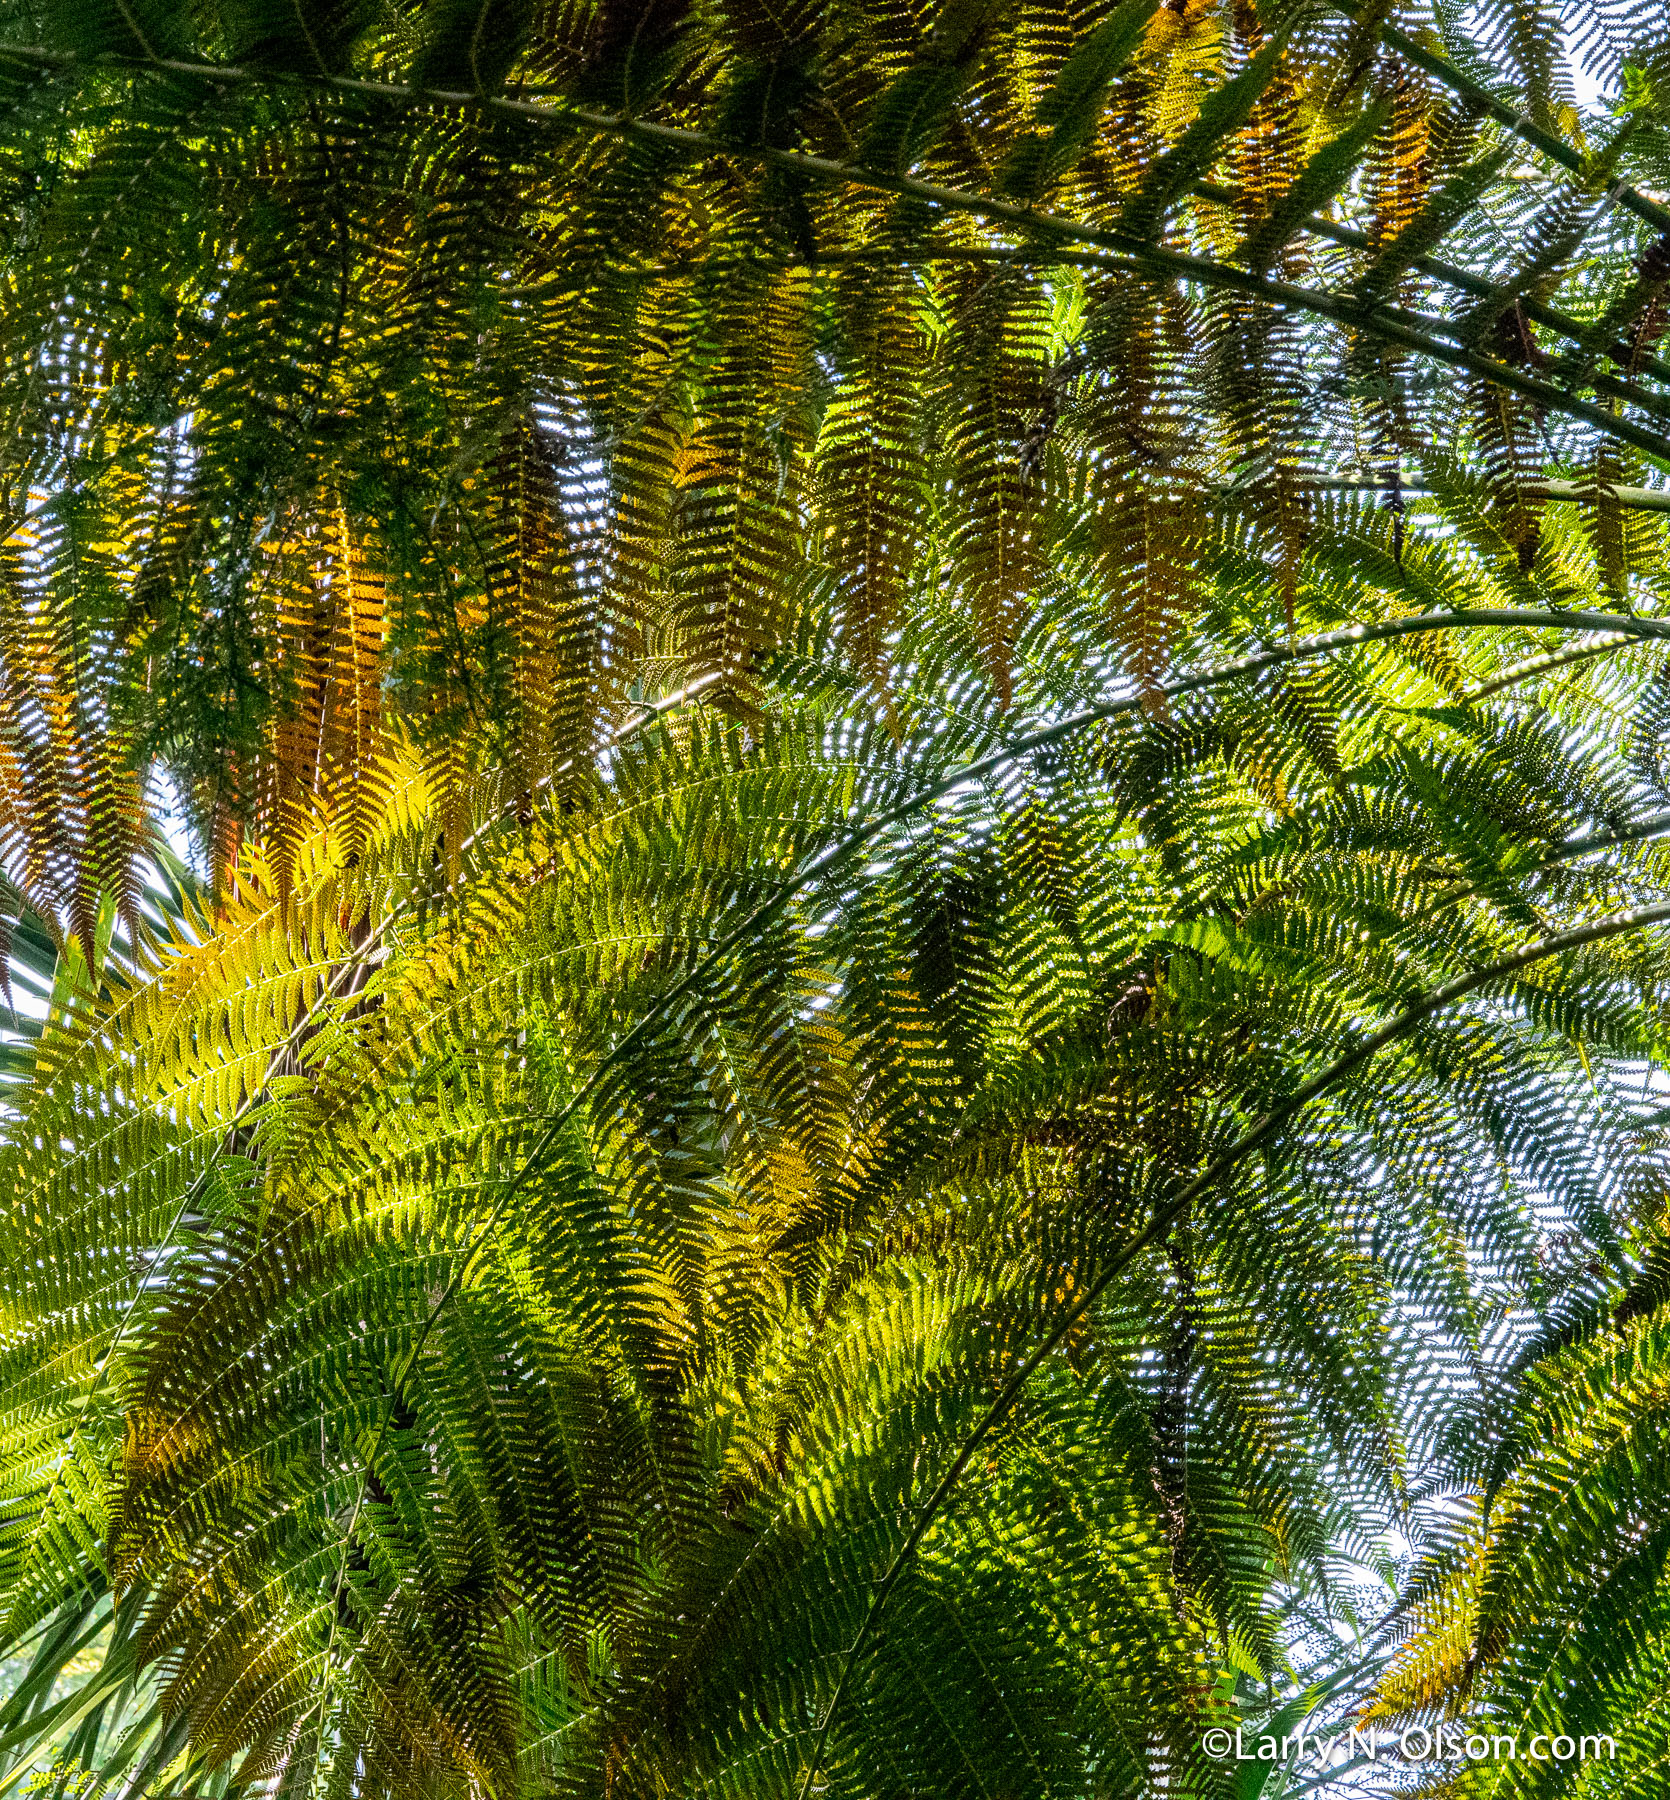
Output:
left=6, top=1, right=1670, bottom=1797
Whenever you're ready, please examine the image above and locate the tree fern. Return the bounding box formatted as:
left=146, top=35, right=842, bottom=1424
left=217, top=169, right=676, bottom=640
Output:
left=6, top=3, right=1670, bottom=1798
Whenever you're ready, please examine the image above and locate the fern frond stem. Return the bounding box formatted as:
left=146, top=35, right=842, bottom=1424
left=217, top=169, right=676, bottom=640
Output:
left=1300, top=477, right=1670, bottom=515
left=792, top=897, right=1670, bottom=1800
left=1552, top=808, right=1670, bottom=860
left=1411, top=805, right=1670, bottom=935
left=1298, top=305, right=1670, bottom=456
left=285, top=0, right=329, bottom=79
left=1194, top=184, right=1670, bottom=392
left=109, top=0, right=159, bottom=64
left=1462, top=634, right=1632, bottom=700
left=749, top=235, right=1670, bottom=452
left=6, top=49, right=1668, bottom=459
left=583, top=229, right=1670, bottom=399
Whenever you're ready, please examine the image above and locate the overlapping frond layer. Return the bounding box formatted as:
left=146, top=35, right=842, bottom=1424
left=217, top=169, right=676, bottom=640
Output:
left=0, top=0, right=1664, bottom=894
left=2, top=2, right=1670, bottom=1797
left=8, top=502, right=1670, bottom=1795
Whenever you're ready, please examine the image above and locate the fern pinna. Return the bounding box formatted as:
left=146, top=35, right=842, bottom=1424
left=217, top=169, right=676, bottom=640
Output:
left=5, top=1, right=1670, bottom=1798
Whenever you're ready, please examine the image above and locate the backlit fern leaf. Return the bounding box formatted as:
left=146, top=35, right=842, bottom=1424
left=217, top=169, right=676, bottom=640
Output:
left=3, top=5, right=1670, bottom=1798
